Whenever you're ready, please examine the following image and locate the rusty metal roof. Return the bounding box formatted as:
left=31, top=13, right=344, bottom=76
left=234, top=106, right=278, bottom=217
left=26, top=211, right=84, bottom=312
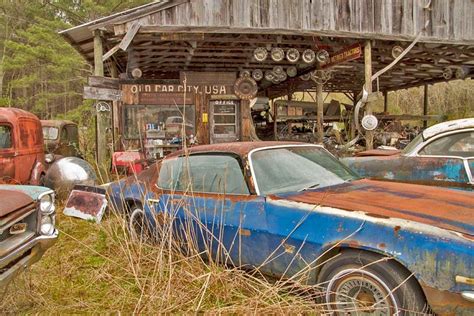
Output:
left=0, top=108, right=40, bottom=124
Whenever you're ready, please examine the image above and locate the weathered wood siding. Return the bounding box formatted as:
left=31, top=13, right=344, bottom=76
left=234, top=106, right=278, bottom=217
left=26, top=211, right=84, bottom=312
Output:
left=115, top=0, right=473, bottom=43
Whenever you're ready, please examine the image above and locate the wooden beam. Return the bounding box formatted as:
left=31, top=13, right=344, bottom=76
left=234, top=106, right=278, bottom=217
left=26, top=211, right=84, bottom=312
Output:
left=383, top=90, right=388, bottom=113
left=364, top=40, right=374, bottom=150
left=423, top=84, right=429, bottom=128
left=93, top=30, right=109, bottom=176
left=316, top=83, right=324, bottom=143
left=118, top=21, right=141, bottom=51
left=102, top=43, right=120, bottom=62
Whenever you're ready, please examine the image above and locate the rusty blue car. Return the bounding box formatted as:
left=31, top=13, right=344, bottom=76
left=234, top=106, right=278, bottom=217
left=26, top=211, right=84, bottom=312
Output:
left=342, top=118, right=474, bottom=190
left=108, top=141, right=474, bottom=315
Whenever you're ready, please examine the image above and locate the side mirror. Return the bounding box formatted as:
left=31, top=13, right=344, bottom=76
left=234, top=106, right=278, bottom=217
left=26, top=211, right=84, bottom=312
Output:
left=45, top=153, right=55, bottom=164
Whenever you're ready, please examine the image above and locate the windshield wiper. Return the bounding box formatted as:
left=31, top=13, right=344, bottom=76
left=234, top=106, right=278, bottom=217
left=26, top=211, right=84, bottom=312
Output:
left=298, top=183, right=320, bottom=192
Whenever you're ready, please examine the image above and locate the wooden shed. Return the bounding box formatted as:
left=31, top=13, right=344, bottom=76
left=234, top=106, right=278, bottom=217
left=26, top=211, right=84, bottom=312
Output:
left=60, top=0, right=474, bottom=164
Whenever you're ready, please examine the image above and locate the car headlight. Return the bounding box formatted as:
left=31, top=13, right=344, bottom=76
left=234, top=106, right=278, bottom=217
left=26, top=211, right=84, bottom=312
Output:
left=39, top=193, right=54, bottom=214
left=40, top=215, right=55, bottom=235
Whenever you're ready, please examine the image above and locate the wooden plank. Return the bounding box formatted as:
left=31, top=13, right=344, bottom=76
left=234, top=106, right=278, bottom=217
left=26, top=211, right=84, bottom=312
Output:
left=84, top=86, right=122, bottom=101
left=119, top=21, right=141, bottom=51
left=88, top=76, right=120, bottom=89
left=102, top=43, right=120, bottom=62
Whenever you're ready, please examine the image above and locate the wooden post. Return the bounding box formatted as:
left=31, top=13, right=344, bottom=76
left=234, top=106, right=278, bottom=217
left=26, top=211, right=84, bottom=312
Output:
left=110, top=63, right=119, bottom=152
left=364, top=40, right=374, bottom=150
left=423, top=84, right=429, bottom=128
left=93, top=30, right=109, bottom=178
left=273, top=99, right=278, bottom=140
left=350, top=91, right=357, bottom=139
left=316, top=83, right=324, bottom=143
left=383, top=90, right=388, bottom=113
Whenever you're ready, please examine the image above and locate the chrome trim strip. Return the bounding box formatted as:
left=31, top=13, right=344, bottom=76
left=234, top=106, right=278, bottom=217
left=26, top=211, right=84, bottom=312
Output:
left=0, top=230, right=58, bottom=266
left=461, top=291, right=474, bottom=303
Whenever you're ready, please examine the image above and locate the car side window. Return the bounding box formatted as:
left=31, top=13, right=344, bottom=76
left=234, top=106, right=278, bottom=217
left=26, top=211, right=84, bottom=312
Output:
left=418, top=132, right=474, bottom=158
left=0, top=125, right=12, bottom=149
left=158, top=154, right=249, bottom=195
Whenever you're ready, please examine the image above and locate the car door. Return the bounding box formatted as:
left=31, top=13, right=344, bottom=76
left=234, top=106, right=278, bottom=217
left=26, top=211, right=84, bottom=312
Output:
left=0, top=123, right=15, bottom=182
left=155, top=153, right=270, bottom=270
left=15, top=118, right=39, bottom=184
left=414, top=130, right=474, bottom=190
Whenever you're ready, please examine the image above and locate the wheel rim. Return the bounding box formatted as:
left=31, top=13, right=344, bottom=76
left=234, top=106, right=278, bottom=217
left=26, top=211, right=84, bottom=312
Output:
left=129, top=208, right=146, bottom=240
left=325, top=268, right=399, bottom=315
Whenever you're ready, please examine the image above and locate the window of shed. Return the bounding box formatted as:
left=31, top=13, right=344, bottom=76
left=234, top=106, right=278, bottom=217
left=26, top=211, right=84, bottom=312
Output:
left=0, top=125, right=12, bottom=149
left=123, top=105, right=195, bottom=141
left=158, top=154, right=249, bottom=195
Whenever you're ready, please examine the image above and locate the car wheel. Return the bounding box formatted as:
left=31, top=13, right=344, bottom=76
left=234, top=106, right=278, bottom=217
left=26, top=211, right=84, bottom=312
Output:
left=318, top=250, right=428, bottom=315
left=128, top=204, right=151, bottom=242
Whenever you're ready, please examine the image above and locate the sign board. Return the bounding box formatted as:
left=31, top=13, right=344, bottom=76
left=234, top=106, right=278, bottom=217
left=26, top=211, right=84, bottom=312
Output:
left=88, top=76, right=120, bottom=90
left=84, top=86, right=122, bottom=101
left=322, top=44, right=362, bottom=69
left=180, top=71, right=237, bottom=86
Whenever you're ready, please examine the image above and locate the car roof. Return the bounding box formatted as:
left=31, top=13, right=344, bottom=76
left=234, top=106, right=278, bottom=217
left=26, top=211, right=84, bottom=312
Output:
left=0, top=107, right=39, bottom=124
left=422, top=117, right=474, bottom=140
left=40, top=120, right=76, bottom=128
left=166, top=141, right=314, bottom=158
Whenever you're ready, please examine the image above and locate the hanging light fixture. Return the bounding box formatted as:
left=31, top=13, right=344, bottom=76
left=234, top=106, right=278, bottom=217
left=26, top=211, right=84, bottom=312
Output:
left=286, top=48, right=300, bottom=63
left=270, top=47, right=285, bottom=62
left=253, top=47, right=268, bottom=62
left=302, top=49, right=316, bottom=64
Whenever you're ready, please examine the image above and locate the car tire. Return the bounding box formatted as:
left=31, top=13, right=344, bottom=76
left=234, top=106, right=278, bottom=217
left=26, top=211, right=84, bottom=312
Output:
left=317, top=250, right=428, bottom=315
left=128, top=203, right=151, bottom=242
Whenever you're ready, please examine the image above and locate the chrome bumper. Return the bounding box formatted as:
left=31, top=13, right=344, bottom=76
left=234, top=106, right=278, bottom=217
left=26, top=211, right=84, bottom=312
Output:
left=0, top=230, right=58, bottom=288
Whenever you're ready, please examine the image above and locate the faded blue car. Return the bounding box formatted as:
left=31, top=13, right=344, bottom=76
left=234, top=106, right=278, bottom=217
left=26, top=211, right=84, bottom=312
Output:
left=342, top=118, right=474, bottom=190
left=108, top=142, right=474, bottom=315
left=0, top=184, right=58, bottom=287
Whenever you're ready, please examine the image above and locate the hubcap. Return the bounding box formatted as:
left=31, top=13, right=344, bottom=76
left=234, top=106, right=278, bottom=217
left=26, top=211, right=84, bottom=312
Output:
left=129, top=208, right=146, bottom=240
left=326, top=269, right=399, bottom=315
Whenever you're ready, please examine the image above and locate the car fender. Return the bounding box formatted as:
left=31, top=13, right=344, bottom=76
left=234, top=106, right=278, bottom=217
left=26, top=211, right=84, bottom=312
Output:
left=30, top=160, right=46, bottom=185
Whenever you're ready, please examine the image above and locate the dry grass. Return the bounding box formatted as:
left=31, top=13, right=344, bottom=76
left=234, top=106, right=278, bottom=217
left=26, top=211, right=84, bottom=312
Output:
left=0, top=201, right=324, bottom=314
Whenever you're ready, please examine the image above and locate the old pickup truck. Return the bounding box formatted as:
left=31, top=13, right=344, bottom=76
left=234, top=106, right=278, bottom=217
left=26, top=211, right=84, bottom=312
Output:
left=0, top=108, right=47, bottom=185
left=0, top=184, right=57, bottom=287
left=107, top=141, right=473, bottom=315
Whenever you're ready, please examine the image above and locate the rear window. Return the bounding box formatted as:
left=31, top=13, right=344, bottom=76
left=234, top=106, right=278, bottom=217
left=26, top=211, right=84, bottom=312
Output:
left=0, top=125, right=12, bottom=149
left=42, top=127, right=59, bottom=140
left=158, top=154, right=249, bottom=195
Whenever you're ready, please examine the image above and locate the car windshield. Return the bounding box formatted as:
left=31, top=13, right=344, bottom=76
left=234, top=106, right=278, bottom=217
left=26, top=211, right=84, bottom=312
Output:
left=402, top=133, right=423, bottom=155
left=42, top=127, right=59, bottom=140
left=251, top=146, right=359, bottom=195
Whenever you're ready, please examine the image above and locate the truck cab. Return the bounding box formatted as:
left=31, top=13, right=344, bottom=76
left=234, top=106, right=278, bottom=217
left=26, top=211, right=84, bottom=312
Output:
left=0, top=108, right=46, bottom=185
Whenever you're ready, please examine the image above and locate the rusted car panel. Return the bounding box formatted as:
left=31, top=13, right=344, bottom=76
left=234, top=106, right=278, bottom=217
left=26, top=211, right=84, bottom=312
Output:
left=342, top=118, right=474, bottom=191
left=0, top=184, right=58, bottom=287
left=107, top=142, right=474, bottom=314
left=0, top=108, right=46, bottom=185
left=41, top=120, right=81, bottom=158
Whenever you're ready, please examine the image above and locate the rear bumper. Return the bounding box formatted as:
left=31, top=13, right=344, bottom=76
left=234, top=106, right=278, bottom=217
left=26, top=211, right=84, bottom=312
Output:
left=0, top=230, right=58, bottom=288
left=422, top=284, right=474, bottom=315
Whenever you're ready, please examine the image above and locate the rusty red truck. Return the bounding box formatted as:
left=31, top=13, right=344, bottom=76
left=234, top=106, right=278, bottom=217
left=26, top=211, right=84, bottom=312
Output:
left=0, top=108, right=47, bottom=185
